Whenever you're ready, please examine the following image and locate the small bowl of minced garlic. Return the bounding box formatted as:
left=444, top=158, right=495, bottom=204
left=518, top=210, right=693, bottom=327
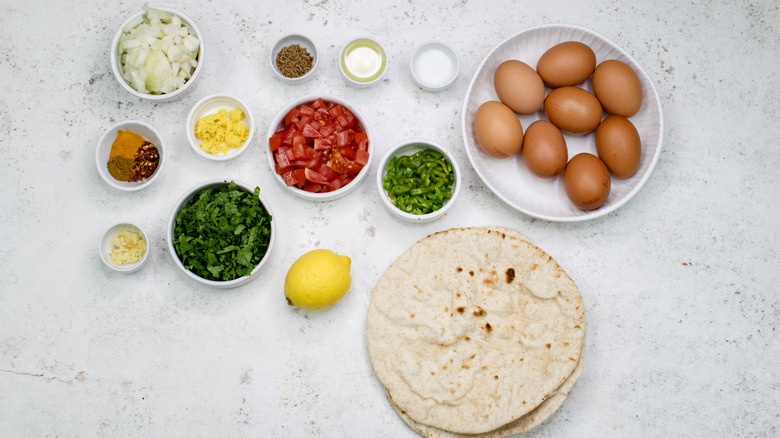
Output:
left=186, top=94, right=255, bottom=161
left=99, top=222, right=150, bottom=273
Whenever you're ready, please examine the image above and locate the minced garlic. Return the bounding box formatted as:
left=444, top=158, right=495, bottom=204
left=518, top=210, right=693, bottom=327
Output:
left=195, top=108, right=249, bottom=155
left=109, top=229, right=147, bottom=265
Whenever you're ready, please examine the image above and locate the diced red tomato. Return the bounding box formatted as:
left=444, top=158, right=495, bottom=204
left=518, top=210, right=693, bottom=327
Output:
left=328, top=148, right=364, bottom=175
left=299, top=105, right=315, bottom=117
left=340, top=146, right=357, bottom=160
left=304, top=168, right=330, bottom=184
left=356, top=149, right=370, bottom=166
left=302, top=181, right=324, bottom=193
left=284, top=107, right=299, bottom=127
left=274, top=149, right=291, bottom=173
left=319, top=122, right=337, bottom=138
left=317, top=163, right=339, bottom=180
left=269, top=134, right=282, bottom=152
left=355, top=132, right=368, bottom=151
left=328, top=105, right=344, bottom=119
left=293, top=169, right=306, bottom=188
left=302, top=124, right=320, bottom=138
left=269, top=99, right=370, bottom=193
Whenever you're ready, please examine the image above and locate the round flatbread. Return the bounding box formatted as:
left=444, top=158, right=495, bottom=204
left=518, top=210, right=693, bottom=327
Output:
left=392, top=349, right=584, bottom=437
left=366, top=226, right=585, bottom=434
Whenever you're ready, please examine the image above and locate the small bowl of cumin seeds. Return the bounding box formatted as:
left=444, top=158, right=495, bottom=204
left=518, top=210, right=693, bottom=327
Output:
left=270, top=34, right=318, bottom=84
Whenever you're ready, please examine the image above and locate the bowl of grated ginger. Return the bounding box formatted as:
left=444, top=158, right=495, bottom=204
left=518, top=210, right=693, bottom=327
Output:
left=186, top=94, right=255, bottom=161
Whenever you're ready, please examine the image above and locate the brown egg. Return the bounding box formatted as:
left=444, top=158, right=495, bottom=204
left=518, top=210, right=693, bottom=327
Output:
left=494, top=60, right=545, bottom=115
left=595, top=115, right=641, bottom=178
left=544, top=86, right=603, bottom=134
left=536, top=41, right=597, bottom=87
left=474, top=101, right=524, bottom=158
left=563, top=153, right=611, bottom=210
left=592, top=60, right=643, bottom=117
left=521, top=120, right=568, bottom=178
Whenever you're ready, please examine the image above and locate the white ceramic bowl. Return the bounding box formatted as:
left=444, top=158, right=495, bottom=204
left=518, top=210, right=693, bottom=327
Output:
left=167, top=179, right=275, bottom=289
left=95, top=120, right=165, bottom=191
left=462, top=23, right=663, bottom=222
left=270, top=34, right=318, bottom=84
left=99, top=222, right=150, bottom=273
left=266, top=94, right=374, bottom=201
left=110, top=6, right=204, bottom=102
left=339, top=37, right=387, bottom=88
left=186, top=94, right=255, bottom=161
left=377, top=138, right=461, bottom=223
left=410, top=41, right=459, bottom=91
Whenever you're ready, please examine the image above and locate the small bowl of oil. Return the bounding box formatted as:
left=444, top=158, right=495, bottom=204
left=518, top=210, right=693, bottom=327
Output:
left=339, top=37, right=387, bottom=88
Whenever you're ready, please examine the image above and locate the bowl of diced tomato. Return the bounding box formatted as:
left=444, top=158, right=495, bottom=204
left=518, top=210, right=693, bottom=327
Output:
left=267, top=94, right=373, bottom=201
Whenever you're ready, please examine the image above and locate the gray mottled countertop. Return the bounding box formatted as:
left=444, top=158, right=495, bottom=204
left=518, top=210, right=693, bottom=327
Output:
left=0, top=0, right=778, bottom=436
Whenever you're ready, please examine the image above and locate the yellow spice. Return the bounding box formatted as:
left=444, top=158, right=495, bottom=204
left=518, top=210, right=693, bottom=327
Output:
left=195, top=108, right=249, bottom=155
left=109, top=229, right=147, bottom=265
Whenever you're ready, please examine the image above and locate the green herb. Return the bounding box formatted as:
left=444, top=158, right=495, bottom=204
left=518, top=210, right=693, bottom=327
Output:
left=173, top=181, right=273, bottom=282
left=382, top=149, right=455, bottom=215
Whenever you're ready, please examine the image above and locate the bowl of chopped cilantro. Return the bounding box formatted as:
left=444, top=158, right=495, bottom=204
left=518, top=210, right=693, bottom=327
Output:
left=377, top=139, right=461, bottom=222
left=167, top=179, right=275, bottom=288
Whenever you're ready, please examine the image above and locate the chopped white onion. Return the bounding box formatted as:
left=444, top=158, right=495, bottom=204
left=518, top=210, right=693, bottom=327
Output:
left=118, top=6, right=200, bottom=95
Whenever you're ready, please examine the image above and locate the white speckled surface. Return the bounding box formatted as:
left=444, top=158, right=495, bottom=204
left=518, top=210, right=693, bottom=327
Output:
left=1, top=1, right=778, bottom=436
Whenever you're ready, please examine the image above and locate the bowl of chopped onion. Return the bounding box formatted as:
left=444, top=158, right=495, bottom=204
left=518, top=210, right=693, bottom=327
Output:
left=111, top=6, right=204, bottom=102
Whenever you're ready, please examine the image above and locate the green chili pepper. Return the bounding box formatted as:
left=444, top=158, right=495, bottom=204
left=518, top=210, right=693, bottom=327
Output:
left=382, top=147, right=456, bottom=215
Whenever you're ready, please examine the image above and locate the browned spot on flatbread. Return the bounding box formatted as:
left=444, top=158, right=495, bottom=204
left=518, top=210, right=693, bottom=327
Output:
left=494, top=375, right=499, bottom=380
left=531, top=263, right=538, bottom=271
left=462, top=364, right=470, bottom=369
left=464, top=336, right=471, bottom=341
left=456, top=306, right=465, bottom=313
left=410, top=313, right=415, bottom=318
left=456, top=267, right=463, bottom=272
left=469, top=270, right=474, bottom=276
left=482, top=322, right=492, bottom=333
left=472, top=307, right=486, bottom=317
left=546, top=343, right=551, bottom=349
left=505, top=268, right=515, bottom=283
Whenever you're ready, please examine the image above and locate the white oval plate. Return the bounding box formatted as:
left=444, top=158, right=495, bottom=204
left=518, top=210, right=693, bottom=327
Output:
left=461, top=24, right=663, bottom=222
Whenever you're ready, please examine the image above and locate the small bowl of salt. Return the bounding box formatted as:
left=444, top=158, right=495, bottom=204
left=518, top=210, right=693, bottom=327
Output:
left=410, top=41, right=459, bottom=91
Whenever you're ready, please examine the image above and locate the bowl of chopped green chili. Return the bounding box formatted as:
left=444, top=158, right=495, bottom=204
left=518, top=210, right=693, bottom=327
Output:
left=377, top=139, right=461, bottom=222
left=167, top=179, right=275, bottom=288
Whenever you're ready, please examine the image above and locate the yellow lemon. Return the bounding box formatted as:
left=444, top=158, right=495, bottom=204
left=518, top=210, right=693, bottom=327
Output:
left=284, top=249, right=352, bottom=311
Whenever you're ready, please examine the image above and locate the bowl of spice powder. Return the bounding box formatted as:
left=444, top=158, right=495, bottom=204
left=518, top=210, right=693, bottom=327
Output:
left=270, top=34, right=318, bottom=84
left=95, top=120, right=164, bottom=191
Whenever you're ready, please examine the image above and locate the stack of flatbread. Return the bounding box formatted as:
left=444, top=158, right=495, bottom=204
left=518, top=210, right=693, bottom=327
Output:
left=366, top=226, right=585, bottom=437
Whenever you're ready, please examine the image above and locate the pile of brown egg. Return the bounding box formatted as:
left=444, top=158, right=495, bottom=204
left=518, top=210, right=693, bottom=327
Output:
left=473, top=41, right=643, bottom=211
